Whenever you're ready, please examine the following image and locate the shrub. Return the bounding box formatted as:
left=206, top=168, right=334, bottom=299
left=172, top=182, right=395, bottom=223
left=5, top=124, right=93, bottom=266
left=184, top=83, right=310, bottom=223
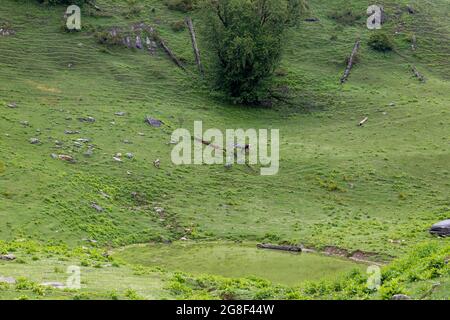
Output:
left=368, top=32, right=394, bottom=52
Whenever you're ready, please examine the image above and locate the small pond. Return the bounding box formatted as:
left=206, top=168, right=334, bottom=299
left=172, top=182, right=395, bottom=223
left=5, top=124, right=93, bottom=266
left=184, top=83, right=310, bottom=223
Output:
left=115, top=242, right=366, bottom=285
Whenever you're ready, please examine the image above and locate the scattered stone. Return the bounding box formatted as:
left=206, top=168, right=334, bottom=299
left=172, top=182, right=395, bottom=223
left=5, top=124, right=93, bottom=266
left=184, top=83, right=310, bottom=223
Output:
left=29, top=138, right=40, bottom=144
left=65, top=130, right=80, bottom=135
left=115, top=111, right=126, bottom=116
left=391, top=294, right=411, bottom=300
left=389, top=239, right=405, bottom=244
left=78, top=116, right=96, bottom=123
left=113, top=156, right=122, bottom=162
left=0, top=254, right=16, bottom=261
left=180, top=236, right=188, bottom=241
left=304, top=17, right=320, bottom=22
left=145, top=116, right=163, bottom=127
left=135, top=35, right=142, bottom=49
left=153, top=159, right=160, bottom=169
left=50, top=153, right=58, bottom=159
left=58, top=154, right=74, bottom=162
left=406, top=5, right=416, bottom=14
left=429, top=219, right=450, bottom=237
left=99, top=191, right=111, bottom=199
left=83, top=148, right=94, bottom=157
left=138, top=132, right=145, bottom=136
left=76, top=138, right=90, bottom=143
left=7, top=102, right=17, bottom=108
left=41, top=282, right=65, bottom=289
left=124, top=36, right=131, bottom=48
left=0, top=276, right=16, bottom=284
left=0, top=27, right=15, bottom=37
left=125, top=152, right=134, bottom=159
left=20, top=120, right=29, bottom=126
left=154, top=207, right=164, bottom=215
left=122, top=139, right=133, bottom=144
left=91, top=203, right=104, bottom=212
left=146, top=37, right=158, bottom=55
left=389, top=102, right=396, bottom=107
left=82, top=238, right=98, bottom=244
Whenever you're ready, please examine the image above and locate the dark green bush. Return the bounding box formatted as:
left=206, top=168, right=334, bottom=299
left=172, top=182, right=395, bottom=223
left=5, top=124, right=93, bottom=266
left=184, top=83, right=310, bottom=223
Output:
left=368, top=32, right=394, bottom=52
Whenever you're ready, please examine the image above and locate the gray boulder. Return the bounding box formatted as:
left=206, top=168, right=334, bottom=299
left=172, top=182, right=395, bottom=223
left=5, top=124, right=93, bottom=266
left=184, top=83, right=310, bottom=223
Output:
left=0, top=254, right=16, bottom=261
left=430, top=219, right=450, bottom=237
left=29, top=138, right=40, bottom=144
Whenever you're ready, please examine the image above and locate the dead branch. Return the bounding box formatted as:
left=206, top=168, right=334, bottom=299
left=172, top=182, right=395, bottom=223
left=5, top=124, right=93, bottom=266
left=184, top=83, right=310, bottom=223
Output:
left=411, top=65, right=425, bottom=82
left=340, top=38, right=361, bottom=84
left=185, top=17, right=204, bottom=76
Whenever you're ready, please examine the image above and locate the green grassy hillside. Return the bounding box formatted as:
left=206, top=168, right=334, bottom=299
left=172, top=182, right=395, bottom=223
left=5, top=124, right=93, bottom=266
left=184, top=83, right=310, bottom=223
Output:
left=0, top=0, right=449, bottom=299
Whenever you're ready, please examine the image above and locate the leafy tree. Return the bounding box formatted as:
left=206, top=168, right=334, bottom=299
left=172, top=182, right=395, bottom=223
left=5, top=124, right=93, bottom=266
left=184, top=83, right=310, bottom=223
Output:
left=201, top=0, right=299, bottom=104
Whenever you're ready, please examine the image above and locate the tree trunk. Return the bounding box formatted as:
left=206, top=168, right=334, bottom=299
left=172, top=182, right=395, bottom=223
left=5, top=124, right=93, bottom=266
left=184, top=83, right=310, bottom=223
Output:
left=185, top=17, right=204, bottom=76
left=257, top=243, right=302, bottom=252
left=340, top=39, right=360, bottom=84
left=158, top=38, right=186, bottom=71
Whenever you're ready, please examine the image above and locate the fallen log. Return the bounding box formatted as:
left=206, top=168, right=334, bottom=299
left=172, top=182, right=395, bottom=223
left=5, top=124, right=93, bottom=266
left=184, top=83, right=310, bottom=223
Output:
left=185, top=17, right=204, bottom=76
left=359, top=117, right=368, bottom=126
left=340, top=39, right=360, bottom=84
left=157, top=37, right=186, bottom=71
left=257, top=243, right=302, bottom=253
left=411, top=65, right=425, bottom=82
